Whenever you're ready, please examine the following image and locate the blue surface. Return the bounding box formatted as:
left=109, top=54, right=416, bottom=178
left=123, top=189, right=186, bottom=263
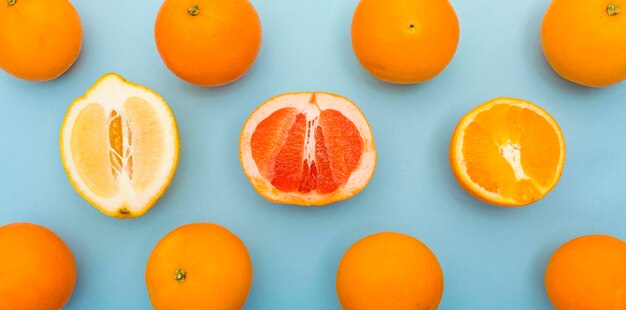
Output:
left=1, top=0, right=625, bottom=309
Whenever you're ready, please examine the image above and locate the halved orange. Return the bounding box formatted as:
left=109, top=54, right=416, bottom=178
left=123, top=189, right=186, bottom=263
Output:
left=60, top=73, right=179, bottom=218
left=449, top=97, right=565, bottom=207
left=239, top=92, right=376, bottom=206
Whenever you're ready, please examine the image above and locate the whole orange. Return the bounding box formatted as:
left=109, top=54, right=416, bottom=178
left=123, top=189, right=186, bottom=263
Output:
left=0, top=223, right=77, bottom=310
left=145, top=223, right=253, bottom=310
left=351, top=0, right=459, bottom=84
left=542, top=0, right=626, bottom=87
left=0, top=0, right=82, bottom=81
left=154, top=0, right=262, bottom=87
left=336, top=232, right=444, bottom=310
left=545, top=235, right=626, bottom=309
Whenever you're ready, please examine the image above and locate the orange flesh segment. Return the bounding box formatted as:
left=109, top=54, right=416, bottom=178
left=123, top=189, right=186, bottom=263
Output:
left=462, top=105, right=561, bottom=202
left=251, top=108, right=299, bottom=180
left=70, top=103, right=118, bottom=197
left=319, top=110, right=364, bottom=186
left=69, top=97, right=166, bottom=197
left=271, top=113, right=307, bottom=192
left=124, top=97, right=164, bottom=191
left=251, top=107, right=364, bottom=194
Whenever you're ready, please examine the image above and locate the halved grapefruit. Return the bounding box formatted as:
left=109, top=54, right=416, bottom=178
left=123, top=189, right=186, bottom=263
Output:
left=239, top=92, right=376, bottom=206
left=60, top=73, right=179, bottom=218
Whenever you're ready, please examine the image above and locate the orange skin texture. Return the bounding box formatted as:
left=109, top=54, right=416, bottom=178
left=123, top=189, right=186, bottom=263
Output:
left=0, top=223, right=77, bottom=310
left=541, top=0, right=626, bottom=87
left=351, top=0, right=459, bottom=84
left=154, top=0, right=262, bottom=87
left=0, top=0, right=82, bottom=81
left=145, top=223, right=253, bottom=310
left=545, top=235, right=626, bottom=310
left=336, top=232, right=444, bottom=310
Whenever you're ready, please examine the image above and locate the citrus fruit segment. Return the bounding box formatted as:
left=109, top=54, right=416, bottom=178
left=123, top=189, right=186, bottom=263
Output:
left=0, top=223, right=77, bottom=310
left=0, top=0, right=82, bottom=81
left=545, top=235, right=626, bottom=309
left=541, top=0, right=626, bottom=87
left=449, top=97, right=565, bottom=207
left=60, top=73, right=179, bottom=218
left=240, top=92, right=376, bottom=206
left=145, top=223, right=253, bottom=310
left=336, top=232, right=444, bottom=310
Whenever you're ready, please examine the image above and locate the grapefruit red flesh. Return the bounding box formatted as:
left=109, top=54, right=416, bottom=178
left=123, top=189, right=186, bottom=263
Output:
left=240, top=92, right=376, bottom=206
left=252, top=106, right=364, bottom=194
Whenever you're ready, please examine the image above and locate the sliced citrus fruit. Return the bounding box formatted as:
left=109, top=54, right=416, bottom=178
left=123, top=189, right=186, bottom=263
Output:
left=449, top=97, right=565, bottom=207
left=239, top=92, right=376, bottom=206
left=60, top=73, right=179, bottom=218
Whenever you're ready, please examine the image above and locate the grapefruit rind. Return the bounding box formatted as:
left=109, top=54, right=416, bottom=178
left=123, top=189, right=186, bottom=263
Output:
left=239, top=92, right=376, bottom=206
left=449, top=97, right=566, bottom=207
left=60, top=73, right=179, bottom=218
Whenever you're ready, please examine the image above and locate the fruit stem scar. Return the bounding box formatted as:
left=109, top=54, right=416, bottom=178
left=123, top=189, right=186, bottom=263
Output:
left=187, top=5, right=200, bottom=16
left=173, top=269, right=186, bottom=283
left=407, top=21, right=418, bottom=32
left=7, top=0, right=16, bottom=6
left=118, top=207, right=130, bottom=215
left=608, top=2, right=621, bottom=15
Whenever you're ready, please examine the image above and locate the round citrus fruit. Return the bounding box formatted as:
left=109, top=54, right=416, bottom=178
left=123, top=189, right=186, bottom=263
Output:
left=145, top=223, right=253, bottom=310
left=0, top=223, right=77, bottom=310
left=154, top=0, right=262, bottom=87
left=450, top=97, right=566, bottom=207
left=351, top=0, right=460, bottom=84
left=541, top=0, right=626, bottom=87
left=60, top=73, right=179, bottom=219
left=336, top=232, right=444, bottom=310
left=0, top=0, right=82, bottom=81
left=239, top=92, right=376, bottom=206
left=545, top=235, right=626, bottom=309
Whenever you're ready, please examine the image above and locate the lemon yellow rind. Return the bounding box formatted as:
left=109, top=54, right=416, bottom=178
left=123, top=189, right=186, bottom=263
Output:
left=60, top=73, right=180, bottom=219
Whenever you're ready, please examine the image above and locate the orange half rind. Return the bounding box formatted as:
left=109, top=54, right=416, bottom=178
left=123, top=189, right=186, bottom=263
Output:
left=450, top=97, right=566, bottom=207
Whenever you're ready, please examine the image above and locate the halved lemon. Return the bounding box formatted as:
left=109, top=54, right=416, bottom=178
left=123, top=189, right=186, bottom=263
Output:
left=60, top=73, right=179, bottom=218
left=449, top=97, right=566, bottom=207
left=239, top=92, right=376, bottom=206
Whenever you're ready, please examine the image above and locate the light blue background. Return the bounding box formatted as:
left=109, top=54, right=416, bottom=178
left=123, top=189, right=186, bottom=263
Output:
left=1, top=0, right=625, bottom=309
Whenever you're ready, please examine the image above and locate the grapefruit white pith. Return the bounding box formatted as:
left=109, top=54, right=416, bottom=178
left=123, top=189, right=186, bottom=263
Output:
left=60, top=73, right=179, bottom=218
